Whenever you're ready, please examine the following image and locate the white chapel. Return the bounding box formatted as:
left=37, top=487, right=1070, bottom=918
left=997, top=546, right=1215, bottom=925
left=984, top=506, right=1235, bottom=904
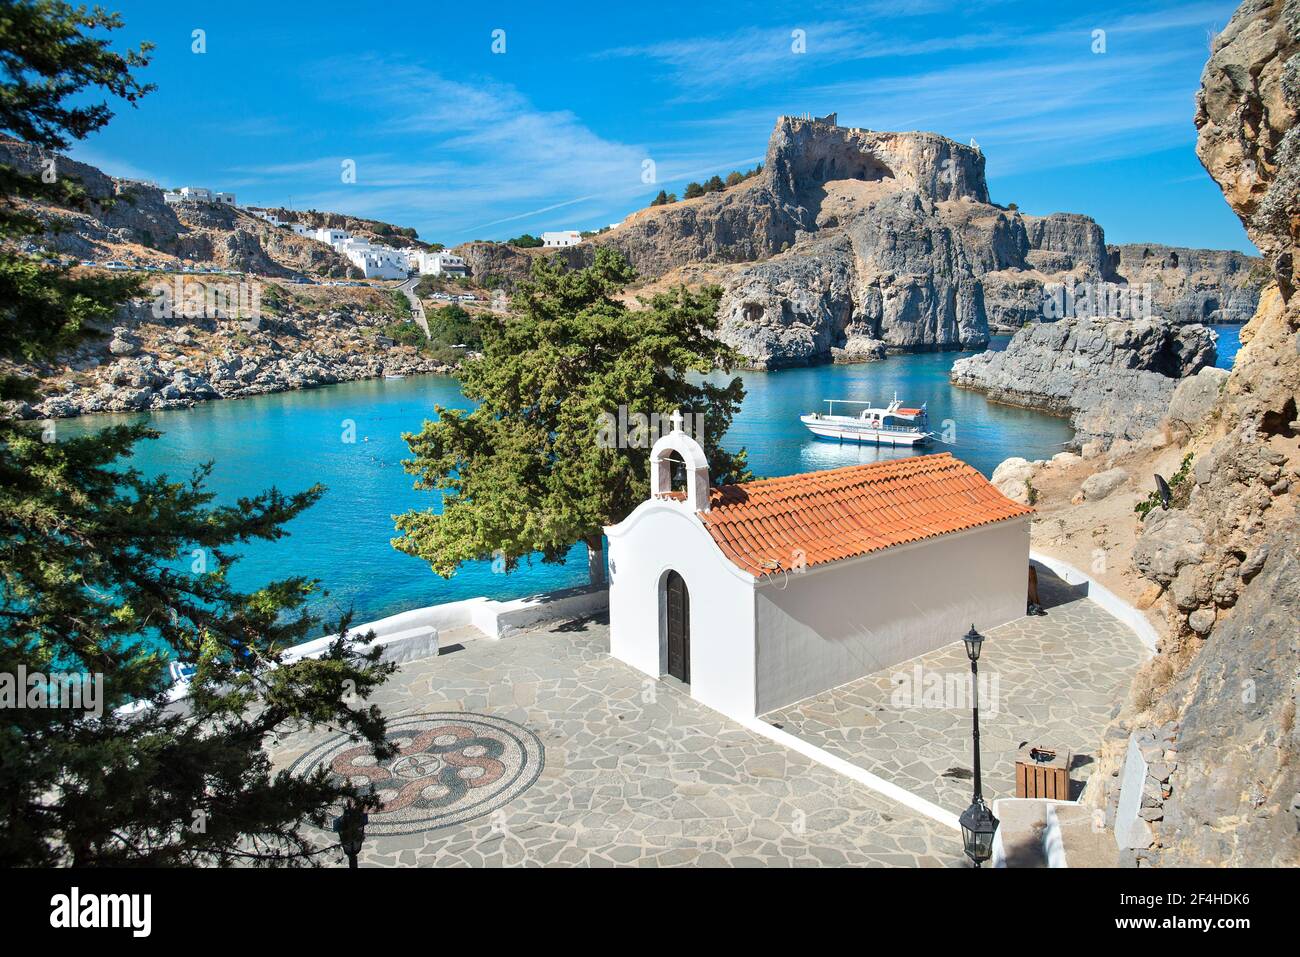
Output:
left=604, top=419, right=1033, bottom=722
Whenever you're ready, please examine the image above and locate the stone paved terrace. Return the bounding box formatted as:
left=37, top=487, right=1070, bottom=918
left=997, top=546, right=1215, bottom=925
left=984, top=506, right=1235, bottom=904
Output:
left=762, top=569, right=1149, bottom=815
left=269, top=617, right=962, bottom=867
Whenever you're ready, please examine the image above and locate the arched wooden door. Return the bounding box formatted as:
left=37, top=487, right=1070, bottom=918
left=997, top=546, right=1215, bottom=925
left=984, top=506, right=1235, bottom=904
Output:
left=665, top=570, right=690, bottom=683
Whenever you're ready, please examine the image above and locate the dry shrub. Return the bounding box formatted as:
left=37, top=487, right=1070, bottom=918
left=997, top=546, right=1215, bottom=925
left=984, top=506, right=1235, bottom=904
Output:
left=1131, top=656, right=1176, bottom=712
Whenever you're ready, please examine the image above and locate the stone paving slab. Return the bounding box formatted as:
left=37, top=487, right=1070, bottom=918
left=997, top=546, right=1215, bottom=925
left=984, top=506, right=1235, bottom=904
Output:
left=762, top=574, right=1147, bottom=815
left=269, top=616, right=962, bottom=867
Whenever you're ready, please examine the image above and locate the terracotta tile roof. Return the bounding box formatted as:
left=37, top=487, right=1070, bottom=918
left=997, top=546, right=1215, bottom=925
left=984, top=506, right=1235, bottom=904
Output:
left=698, top=452, right=1033, bottom=576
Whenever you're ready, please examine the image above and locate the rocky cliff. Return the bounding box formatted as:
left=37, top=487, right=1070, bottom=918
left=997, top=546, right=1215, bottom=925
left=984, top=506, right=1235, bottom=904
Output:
left=1115, top=0, right=1300, bottom=868
left=0, top=137, right=183, bottom=252
left=717, top=190, right=1018, bottom=365
left=503, top=116, right=1264, bottom=369
left=0, top=136, right=400, bottom=279
left=1109, top=243, right=1262, bottom=323
left=950, top=318, right=1218, bottom=447
left=1010, top=0, right=1299, bottom=867
left=565, top=116, right=993, bottom=287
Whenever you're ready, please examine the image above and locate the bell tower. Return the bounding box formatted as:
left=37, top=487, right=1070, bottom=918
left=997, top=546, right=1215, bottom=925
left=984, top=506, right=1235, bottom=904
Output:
left=649, top=411, right=711, bottom=513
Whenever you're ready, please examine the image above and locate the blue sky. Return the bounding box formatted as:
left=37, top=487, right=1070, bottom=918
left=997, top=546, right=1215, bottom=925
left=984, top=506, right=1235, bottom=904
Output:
left=73, top=0, right=1255, bottom=253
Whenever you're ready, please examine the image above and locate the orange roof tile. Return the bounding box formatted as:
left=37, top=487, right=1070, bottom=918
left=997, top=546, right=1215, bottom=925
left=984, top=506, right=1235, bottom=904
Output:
left=699, top=452, right=1033, bottom=576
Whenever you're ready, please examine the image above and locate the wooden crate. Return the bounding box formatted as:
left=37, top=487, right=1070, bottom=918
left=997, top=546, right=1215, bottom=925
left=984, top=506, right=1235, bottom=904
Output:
left=1015, top=745, right=1071, bottom=800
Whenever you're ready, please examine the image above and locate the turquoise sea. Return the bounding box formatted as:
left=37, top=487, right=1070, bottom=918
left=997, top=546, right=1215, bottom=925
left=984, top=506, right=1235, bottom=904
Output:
left=59, top=326, right=1244, bottom=629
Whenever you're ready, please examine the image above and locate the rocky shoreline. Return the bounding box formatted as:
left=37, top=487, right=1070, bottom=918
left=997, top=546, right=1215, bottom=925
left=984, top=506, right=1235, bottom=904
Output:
left=2, top=290, right=458, bottom=421
left=11, top=348, right=453, bottom=420
left=949, top=316, right=1218, bottom=448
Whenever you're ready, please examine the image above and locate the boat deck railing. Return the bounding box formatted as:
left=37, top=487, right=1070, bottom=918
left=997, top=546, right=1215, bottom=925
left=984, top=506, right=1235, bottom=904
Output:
left=807, top=414, right=926, bottom=434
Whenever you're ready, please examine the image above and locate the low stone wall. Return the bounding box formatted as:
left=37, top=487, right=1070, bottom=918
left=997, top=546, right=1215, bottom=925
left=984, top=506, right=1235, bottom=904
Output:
left=123, top=585, right=610, bottom=715
left=292, top=584, right=608, bottom=654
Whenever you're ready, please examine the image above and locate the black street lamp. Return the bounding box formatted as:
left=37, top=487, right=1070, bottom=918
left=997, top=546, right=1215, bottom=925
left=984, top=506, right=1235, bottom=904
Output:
left=333, top=785, right=372, bottom=869
left=960, top=624, right=999, bottom=867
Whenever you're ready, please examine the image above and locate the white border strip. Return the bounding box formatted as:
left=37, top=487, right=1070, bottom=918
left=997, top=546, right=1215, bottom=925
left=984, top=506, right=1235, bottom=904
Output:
left=1030, top=549, right=1159, bottom=655
left=990, top=796, right=1076, bottom=867
left=1044, top=802, right=1069, bottom=868
left=741, top=717, right=960, bottom=830
left=737, top=557, right=1159, bottom=835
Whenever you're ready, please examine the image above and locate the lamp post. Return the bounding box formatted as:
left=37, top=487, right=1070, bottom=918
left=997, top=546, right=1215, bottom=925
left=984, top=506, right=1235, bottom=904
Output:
left=959, top=624, right=999, bottom=867
left=333, top=785, right=371, bottom=869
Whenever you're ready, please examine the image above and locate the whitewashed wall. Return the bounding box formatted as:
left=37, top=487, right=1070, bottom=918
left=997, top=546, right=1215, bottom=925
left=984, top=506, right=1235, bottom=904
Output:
left=753, top=517, right=1030, bottom=714
left=606, top=499, right=757, bottom=720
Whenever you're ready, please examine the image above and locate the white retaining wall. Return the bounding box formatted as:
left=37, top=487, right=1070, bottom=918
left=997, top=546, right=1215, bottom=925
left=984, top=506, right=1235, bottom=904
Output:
left=289, top=584, right=609, bottom=659
left=1029, top=550, right=1159, bottom=655
left=130, top=585, right=609, bottom=714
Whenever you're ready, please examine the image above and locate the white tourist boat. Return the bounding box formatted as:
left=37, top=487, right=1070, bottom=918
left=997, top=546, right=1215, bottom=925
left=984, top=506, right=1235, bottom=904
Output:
left=800, top=394, right=933, bottom=446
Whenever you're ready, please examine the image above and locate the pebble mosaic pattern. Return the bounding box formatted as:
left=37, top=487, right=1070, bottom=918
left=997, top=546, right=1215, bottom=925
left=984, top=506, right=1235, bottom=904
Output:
left=287, top=712, right=544, bottom=835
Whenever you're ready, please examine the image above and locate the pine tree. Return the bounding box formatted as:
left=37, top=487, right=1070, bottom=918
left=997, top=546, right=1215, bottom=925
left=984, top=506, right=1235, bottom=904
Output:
left=0, top=0, right=394, bottom=866
left=393, top=248, right=749, bottom=587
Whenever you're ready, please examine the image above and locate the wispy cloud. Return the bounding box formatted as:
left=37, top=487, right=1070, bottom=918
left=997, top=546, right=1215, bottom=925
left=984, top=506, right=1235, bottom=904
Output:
left=65, top=146, right=167, bottom=185
left=667, top=1, right=1231, bottom=180
left=594, top=17, right=1007, bottom=102
left=215, top=56, right=775, bottom=241
left=203, top=115, right=294, bottom=139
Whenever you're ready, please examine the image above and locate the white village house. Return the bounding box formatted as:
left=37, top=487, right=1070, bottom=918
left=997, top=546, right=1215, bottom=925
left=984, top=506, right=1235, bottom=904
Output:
left=542, top=230, right=582, bottom=248
left=410, top=249, right=469, bottom=277
left=163, top=186, right=236, bottom=206
left=347, top=244, right=409, bottom=280
left=605, top=421, right=1033, bottom=722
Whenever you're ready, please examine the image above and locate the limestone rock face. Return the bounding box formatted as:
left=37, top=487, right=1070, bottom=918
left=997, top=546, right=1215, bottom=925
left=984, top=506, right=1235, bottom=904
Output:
left=1024, top=212, right=1109, bottom=273
left=0, top=136, right=182, bottom=249
left=1156, top=528, right=1299, bottom=866
left=173, top=203, right=352, bottom=278
left=716, top=191, right=1008, bottom=367
left=555, top=116, right=993, bottom=286
left=980, top=270, right=1046, bottom=332
left=949, top=317, right=1217, bottom=446
left=1109, top=244, right=1262, bottom=324
left=1081, top=0, right=1300, bottom=868
left=1167, top=366, right=1231, bottom=433
left=763, top=118, right=991, bottom=208
left=453, top=240, right=585, bottom=291
left=717, top=240, right=857, bottom=368
left=832, top=336, right=888, bottom=364
left=1195, top=0, right=1300, bottom=294
left=1132, top=509, right=1210, bottom=585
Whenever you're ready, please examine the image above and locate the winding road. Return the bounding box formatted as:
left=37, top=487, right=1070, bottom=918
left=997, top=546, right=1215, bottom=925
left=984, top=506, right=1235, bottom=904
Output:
left=397, top=276, right=431, bottom=339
